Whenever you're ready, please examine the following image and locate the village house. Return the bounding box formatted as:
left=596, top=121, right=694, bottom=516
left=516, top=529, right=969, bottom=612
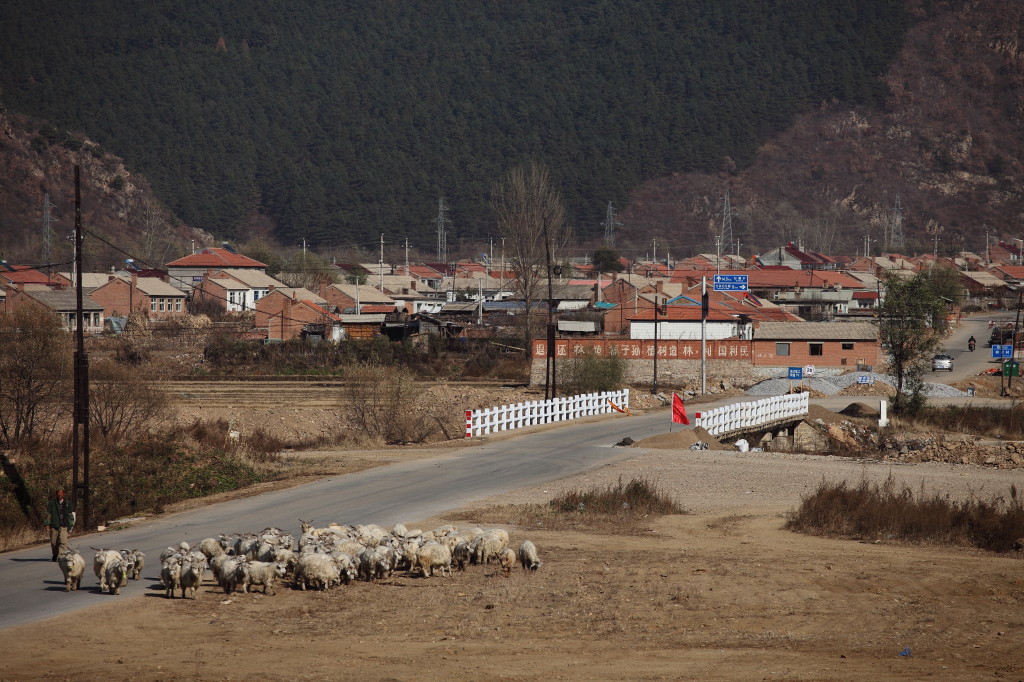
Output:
left=4, top=287, right=104, bottom=333
left=255, top=287, right=328, bottom=331
left=751, top=321, right=879, bottom=369
left=165, top=246, right=267, bottom=293
left=88, top=273, right=188, bottom=319
left=192, top=269, right=288, bottom=313
left=319, top=282, right=398, bottom=314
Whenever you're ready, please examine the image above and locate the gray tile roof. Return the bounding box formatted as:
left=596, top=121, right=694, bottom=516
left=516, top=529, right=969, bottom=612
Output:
left=754, top=321, right=877, bottom=341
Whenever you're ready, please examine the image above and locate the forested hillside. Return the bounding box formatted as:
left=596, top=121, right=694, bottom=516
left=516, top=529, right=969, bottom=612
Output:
left=0, top=1, right=905, bottom=253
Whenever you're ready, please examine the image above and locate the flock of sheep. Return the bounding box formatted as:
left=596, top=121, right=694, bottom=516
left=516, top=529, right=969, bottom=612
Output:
left=55, top=520, right=542, bottom=598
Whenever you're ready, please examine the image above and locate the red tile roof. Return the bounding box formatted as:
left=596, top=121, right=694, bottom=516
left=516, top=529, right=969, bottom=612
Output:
left=0, top=265, right=52, bottom=285
left=166, top=248, right=266, bottom=269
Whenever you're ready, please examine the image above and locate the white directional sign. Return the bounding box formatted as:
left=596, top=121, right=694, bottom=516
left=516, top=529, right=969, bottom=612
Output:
left=713, top=274, right=748, bottom=291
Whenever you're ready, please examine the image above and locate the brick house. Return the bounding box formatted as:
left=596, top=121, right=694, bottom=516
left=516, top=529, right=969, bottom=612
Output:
left=751, top=321, right=879, bottom=369
left=258, top=291, right=343, bottom=342
left=193, top=269, right=288, bottom=313
left=4, top=287, right=104, bottom=332
left=255, top=287, right=329, bottom=336
left=89, top=274, right=187, bottom=319
left=319, top=282, right=397, bottom=314
left=165, top=247, right=267, bottom=293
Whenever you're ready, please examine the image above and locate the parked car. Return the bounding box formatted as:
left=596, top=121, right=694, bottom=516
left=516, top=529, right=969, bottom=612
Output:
left=931, top=354, right=953, bottom=371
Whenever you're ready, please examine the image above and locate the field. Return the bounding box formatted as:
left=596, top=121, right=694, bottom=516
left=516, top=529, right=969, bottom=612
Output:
left=3, top=435, right=1024, bottom=681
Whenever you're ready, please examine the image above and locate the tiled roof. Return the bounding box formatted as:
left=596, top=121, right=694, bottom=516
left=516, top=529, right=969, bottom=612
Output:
left=23, top=289, right=103, bottom=311
left=214, top=269, right=287, bottom=289
left=165, top=248, right=266, bottom=269
left=754, top=321, right=877, bottom=341
left=0, top=265, right=51, bottom=284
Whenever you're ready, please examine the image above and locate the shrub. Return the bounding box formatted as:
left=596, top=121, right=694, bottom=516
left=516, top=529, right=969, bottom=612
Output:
left=785, top=475, right=1024, bottom=553
left=344, top=366, right=456, bottom=444
left=557, top=348, right=625, bottom=395
left=550, top=476, right=682, bottom=516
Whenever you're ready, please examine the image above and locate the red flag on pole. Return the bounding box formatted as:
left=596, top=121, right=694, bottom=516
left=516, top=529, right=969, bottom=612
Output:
left=672, top=393, right=689, bottom=425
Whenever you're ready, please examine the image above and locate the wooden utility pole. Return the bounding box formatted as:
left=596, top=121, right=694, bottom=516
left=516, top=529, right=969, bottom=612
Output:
left=71, top=165, right=91, bottom=529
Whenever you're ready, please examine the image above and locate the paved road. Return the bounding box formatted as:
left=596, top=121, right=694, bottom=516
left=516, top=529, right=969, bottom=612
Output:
left=935, top=312, right=1019, bottom=383
left=0, top=402, right=688, bottom=629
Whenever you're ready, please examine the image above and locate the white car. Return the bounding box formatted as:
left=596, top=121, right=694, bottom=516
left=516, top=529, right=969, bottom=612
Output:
left=931, top=354, right=953, bottom=371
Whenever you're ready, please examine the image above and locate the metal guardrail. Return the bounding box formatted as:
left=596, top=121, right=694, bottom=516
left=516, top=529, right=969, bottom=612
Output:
left=694, top=393, right=809, bottom=438
left=465, top=389, right=630, bottom=438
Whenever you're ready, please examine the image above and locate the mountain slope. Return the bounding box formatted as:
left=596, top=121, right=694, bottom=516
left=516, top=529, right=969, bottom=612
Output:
left=0, top=1, right=906, bottom=251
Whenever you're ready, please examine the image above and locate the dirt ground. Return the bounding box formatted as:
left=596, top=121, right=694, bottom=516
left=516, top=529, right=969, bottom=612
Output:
left=4, top=432, right=1024, bottom=681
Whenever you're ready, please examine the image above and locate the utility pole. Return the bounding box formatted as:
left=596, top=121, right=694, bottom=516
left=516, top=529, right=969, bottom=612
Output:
left=652, top=297, right=660, bottom=395
left=544, top=216, right=557, bottom=400
left=379, top=233, right=384, bottom=291
left=715, top=235, right=723, bottom=275
left=404, top=238, right=409, bottom=271
left=887, top=193, right=905, bottom=251
left=652, top=237, right=657, bottom=268
left=71, top=166, right=91, bottom=530
left=700, top=276, right=708, bottom=395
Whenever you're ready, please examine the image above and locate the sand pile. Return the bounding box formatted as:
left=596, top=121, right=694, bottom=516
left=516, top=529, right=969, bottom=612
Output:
left=635, top=426, right=723, bottom=450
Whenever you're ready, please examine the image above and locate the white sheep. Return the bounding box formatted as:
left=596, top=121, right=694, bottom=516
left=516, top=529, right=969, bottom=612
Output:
left=452, top=540, right=471, bottom=571
left=415, top=542, right=452, bottom=578
left=244, top=561, right=287, bottom=595
left=332, top=553, right=357, bottom=585
left=220, top=556, right=249, bottom=594
left=58, top=549, right=85, bottom=591
left=198, top=537, right=225, bottom=560
left=179, top=559, right=205, bottom=599
left=498, top=547, right=516, bottom=576
left=357, top=547, right=389, bottom=582
left=296, top=553, right=339, bottom=591
left=118, top=549, right=144, bottom=580
left=471, top=531, right=506, bottom=565
left=161, top=558, right=182, bottom=598
left=105, top=557, right=129, bottom=595
left=518, top=540, right=541, bottom=571
left=92, top=548, right=122, bottom=591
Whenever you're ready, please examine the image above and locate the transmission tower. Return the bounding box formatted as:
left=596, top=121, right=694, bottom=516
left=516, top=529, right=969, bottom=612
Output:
left=601, top=201, right=622, bottom=246
left=886, top=193, right=905, bottom=251
left=435, top=197, right=451, bottom=263
left=720, top=189, right=734, bottom=257
left=39, top=192, right=58, bottom=274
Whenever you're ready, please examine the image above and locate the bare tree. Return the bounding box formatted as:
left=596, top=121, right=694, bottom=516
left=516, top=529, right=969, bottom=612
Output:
left=491, top=162, right=568, bottom=347
left=0, top=307, right=72, bottom=446
left=89, top=359, right=168, bottom=440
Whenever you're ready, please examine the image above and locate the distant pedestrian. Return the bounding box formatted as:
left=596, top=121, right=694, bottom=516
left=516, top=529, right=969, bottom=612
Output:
left=45, top=488, right=74, bottom=562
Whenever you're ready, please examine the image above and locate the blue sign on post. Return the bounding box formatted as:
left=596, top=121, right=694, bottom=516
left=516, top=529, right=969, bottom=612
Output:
left=713, top=274, right=749, bottom=291
left=993, top=344, right=1015, bottom=359
left=788, top=367, right=803, bottom=381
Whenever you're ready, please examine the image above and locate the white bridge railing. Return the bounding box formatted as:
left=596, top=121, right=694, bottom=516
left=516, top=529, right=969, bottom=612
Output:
left=465, top=389, right=630, bottom=438
left=694, top=393, right=809, bottom=438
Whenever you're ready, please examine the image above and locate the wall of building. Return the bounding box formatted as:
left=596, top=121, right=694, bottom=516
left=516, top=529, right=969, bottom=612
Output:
left=751, top=339, right=878, bottom=370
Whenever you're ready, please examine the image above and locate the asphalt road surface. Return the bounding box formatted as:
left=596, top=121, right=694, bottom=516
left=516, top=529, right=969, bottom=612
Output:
left=938, top=312, right=1016, bottom=382
left=0, top=403, right=685, bottom=629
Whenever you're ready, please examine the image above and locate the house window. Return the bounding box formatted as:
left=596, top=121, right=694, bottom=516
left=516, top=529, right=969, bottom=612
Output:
left=776, top=343, right=790, bottom=356
left=159, top=299, right=165, bottom=312
left=842, top=342, right=854, bottom=350
left=175, top=299, right=182, bottom=312
left=150, top=300, right=157, bottom=312
left=809, top=343, right=823, bottom=356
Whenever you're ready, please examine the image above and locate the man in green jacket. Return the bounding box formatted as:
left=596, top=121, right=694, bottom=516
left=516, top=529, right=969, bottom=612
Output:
left=45, top=488, right=74, bottom=562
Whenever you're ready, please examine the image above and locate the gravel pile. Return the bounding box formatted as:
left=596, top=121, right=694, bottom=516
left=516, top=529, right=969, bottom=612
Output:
left=746, top=372, right=967, bottom=398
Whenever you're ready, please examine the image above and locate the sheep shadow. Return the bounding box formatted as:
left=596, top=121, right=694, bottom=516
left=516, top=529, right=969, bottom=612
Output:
left=10, top=557, right=53, bottom=562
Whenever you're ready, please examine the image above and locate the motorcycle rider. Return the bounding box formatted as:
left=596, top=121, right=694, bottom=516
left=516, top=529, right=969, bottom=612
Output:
left=969, top=335, right=976, bottom=351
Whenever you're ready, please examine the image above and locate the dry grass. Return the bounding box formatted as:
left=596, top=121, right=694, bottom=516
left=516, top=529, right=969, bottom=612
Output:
left=452, top=477, right=685, bottom=535
left=911, top=403, right=1024, bottom=440
left=785, top=475, right=1024, bottom=552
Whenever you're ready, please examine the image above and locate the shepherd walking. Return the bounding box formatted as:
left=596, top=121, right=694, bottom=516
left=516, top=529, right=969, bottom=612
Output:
left=45, top=488, right=74, bottom=562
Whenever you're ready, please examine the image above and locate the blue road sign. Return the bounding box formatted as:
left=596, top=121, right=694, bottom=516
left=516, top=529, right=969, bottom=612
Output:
left=994, top=344, right=1015, bottom=359
left=857, top=374, right=873, bottom=384
left=713, top=274, right=749, bottom=291
left=788, top=367, right=802, bottom=380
